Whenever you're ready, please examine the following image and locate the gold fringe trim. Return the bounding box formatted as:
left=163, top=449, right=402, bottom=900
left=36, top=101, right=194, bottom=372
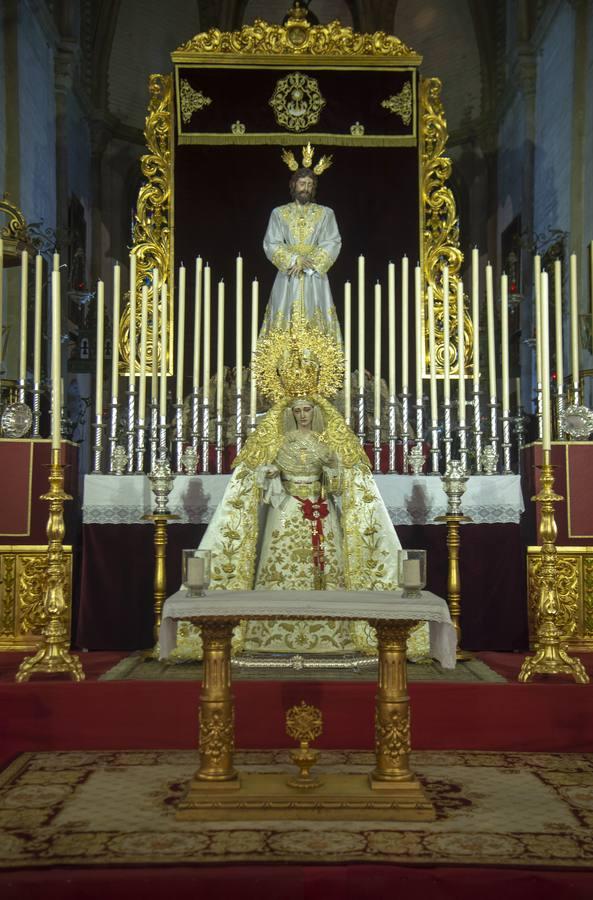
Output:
left=177, top=132, right=416, bottom=147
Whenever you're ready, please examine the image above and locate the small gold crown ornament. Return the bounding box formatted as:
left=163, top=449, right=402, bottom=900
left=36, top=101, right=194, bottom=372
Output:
left=281, top=142, right=333, bottom=176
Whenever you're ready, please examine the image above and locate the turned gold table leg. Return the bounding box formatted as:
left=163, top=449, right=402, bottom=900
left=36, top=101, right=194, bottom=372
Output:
left=370, top=620, right=415, bottom=786
left=194, top=618, right=239, bottom=785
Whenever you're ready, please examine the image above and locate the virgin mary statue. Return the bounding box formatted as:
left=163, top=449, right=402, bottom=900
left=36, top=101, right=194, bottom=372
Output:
left=173, top=320, right=429, bottom=660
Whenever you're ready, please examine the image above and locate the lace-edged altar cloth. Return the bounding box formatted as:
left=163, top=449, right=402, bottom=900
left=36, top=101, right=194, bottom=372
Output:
left=159, top=588, right=457, bottom=668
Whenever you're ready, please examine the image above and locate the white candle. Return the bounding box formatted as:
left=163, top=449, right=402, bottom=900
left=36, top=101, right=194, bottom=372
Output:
left=235, top=254, right=243, bottom=395
left=569, top=253, right=579, bottom=387
left=358, top=255, right=365, bottom=393
left=485, top=263, right=497, bottom=400
left=344, top=281, right=351, bottom=424
left=501, top=273, right=509, bottom=416
left=540, top=271, right=551, bottom=452
left=401, top=256, right=409, bottom=392
left=95, top=279, right=105, bottom=419
left=402, top=558, right=421, bottom=587
left=554, top=259, right=564, bottom=393
left=19, top=250, right=28, bottom=384
left=0, top=239, right=3, bottom=379
left=388, top=262, right=396, bottom=398
left=51, top=270, right=61, bottom=450
left=52, top=252, right=60, bottom=273
left=192, top=257, right=202, bottom=392
left=471, top=248, right=480, bottom=391
left=138, top=284, right=148, bottom=423
left=428, top=286, right=438, bottom=424
left=176, top=263, right=186, bottom=404
left=457, top=280, right=466, bottom=424
left=151, top=269, right=159, bottom=401
left=203, top=265, right=211, bottom=404
left=534, top=255, right=542, bottom=388
left=249, top=278, right=258, bottom=421
left=414, top=264, right=423, bottom=405
left=111, top=262, right=121, bottom=403
left=33, top=254, right=43, bottom=386
left=216, top=280, right=225, bottom=416
left=128, top=253, right=137, bottom=383
left=443, top=266, right=450, bottom=402
left=187, top=557, right=204, bottom=587
left=374, top=282, right=382, bottom=423
left=159, top=283, right=168, bottom=421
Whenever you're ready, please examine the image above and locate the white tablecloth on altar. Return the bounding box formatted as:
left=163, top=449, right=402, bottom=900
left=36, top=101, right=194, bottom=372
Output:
left=83, top=473, right=523, bottom=526
left=159, top=588, right=457, bottom=668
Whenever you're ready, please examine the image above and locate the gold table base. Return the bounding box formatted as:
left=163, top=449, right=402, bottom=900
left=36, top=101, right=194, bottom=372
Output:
left=178, top=615, right=435, bottom=822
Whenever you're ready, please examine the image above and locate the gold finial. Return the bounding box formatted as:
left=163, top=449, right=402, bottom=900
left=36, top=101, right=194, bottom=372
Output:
left=286, top=700, right=323, bottom=790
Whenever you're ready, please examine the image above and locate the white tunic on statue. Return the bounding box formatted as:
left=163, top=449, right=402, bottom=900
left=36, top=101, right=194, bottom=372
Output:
left=262, top=201, right=342, bottom=338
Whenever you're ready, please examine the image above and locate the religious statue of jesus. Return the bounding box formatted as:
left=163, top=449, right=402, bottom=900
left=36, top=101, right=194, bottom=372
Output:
left=261, top=152, right=341, bottom=341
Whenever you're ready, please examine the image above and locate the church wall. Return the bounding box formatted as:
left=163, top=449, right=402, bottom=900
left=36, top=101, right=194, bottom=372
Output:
left=243, top=1, right=352, bottom=26
left=497, top=93, right=526, bottom=241
left=583, top=0, right=593, bottom=251
left=0, top=13, right=6, bottom=194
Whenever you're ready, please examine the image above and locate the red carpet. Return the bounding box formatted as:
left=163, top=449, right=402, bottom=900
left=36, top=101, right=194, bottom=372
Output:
left=2, top=651, right=593, bottom=900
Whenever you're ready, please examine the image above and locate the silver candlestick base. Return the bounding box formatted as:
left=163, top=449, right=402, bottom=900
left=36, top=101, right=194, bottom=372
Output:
left=201, top=398, right=210, bottom=474
left=441, top=459, right=469, bottom=515
left=408, top=442, right=425, bottom=475
left=215, top=412, right=224, bottom=474
left=387, top=396, right=397, bottom=473
left=108, top=398, right=119, bottom=473
left=149, top=456, right=176, bottom=515
left=32, top=382, right=41, bottom=438
left=149, top=401, right=158, bottom=473
left=174, top=402, right=184, bottom=473
left=373, top=421, right=382, bottom=473
left=92, top=417, right=104, bottom=473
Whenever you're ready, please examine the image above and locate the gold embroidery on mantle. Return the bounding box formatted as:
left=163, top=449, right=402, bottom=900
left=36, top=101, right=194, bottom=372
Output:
left=269, top=72, right=326, bottom=132
left=381, top=82, right=412, bottom=126
left=279, top=203, right=324, bottom=244
left=179, top=78, right=212, bottom=124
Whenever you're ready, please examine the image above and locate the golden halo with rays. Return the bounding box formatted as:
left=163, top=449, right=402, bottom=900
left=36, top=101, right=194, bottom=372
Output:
left=253, top=314, right=344, bottom=403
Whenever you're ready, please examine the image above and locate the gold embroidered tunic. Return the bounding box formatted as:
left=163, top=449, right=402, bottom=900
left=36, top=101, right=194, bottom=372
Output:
left=262, top=202, right=341, bottom=338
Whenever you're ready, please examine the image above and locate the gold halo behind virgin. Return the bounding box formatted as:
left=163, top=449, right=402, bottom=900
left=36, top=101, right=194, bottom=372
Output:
left=253, top=309, right=344, bottom=403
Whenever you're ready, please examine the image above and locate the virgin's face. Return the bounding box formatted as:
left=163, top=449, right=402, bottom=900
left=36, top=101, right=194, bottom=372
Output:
left=292, top=401, right=314, bottom=431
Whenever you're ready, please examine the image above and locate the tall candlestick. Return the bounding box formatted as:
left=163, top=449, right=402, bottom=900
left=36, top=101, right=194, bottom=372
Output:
left=19, top=250, right=28, bottom=384
left=388, top=262, right=396, bottom=397
left=554, top=259, right=564, bottom=391
left=95, top=279, right=105, bottom=417
left=51, top=270, right=61, bottom=450
left=540, top=271, right=551, bottom=452
left=110, top=263, right=121, bottom=403
left=428, top=286, right=438, bottom=423
left=501, top=273, right=509, bottom=415
left=128, top=253, right=137, bottom=382
left=249, top=278, right=258, bottom=421
left=192, top=257, right=203, bottom=391
left=216, top=280, right=225, bottom=416
left=569, top=253, right=579, bottom=388
left=138, top=284, right=148, bottom=423
left=176, top=263, right=186, bottom=404
left=159, top=283, right=168, bottom=421
left=344, top=281, right=352, bottom=424
left=534, top=255, right=542, bottom=386
left=401, top=256, right=409, bottom=392
left=374, top=282, right=382, bottom=422
left=485, top=263, right=496, bottom=400
left=235, top=255, right=243, bottom=395
left=358, top=255, right=365, bottom=392
left=33, top=254, right=43, bottom=385
left=443, top=266, right=450, bottom=402
left=203, top=265, right=211, bottom=403
left=471, top=248, right=480, bottom=390
left=457, top=281, right=466, bottom=423
left=414, top=265, right=423, bottom=404
left=151, top=268, right=159, bottom=400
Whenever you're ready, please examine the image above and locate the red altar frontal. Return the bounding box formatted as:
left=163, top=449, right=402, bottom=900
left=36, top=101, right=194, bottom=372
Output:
left=522, top=441, right=593, bottom=652
left=0, top=440, right=79, bottom=651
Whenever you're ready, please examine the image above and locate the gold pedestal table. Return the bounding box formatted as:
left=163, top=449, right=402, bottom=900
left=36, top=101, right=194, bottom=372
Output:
left=160, top=590, right=456, bottom=823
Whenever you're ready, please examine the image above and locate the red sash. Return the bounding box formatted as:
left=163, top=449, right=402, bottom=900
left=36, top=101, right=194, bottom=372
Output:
left=297, top=497, right=329, bottom=589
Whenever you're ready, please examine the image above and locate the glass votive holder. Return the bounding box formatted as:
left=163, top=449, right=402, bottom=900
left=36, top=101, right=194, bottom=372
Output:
left=398, top=549, right=427, bottom=599
left=182, top=549, right=211, bottom=596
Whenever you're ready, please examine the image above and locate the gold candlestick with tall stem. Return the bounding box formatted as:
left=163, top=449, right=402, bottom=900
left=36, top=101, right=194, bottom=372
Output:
left=435, top=511, right=473, bottom=661
left=144, top=511, right=178, bottom=644
left=16, top=449, right=84, bottom=682
left=519, top=455, right=589, bottom=683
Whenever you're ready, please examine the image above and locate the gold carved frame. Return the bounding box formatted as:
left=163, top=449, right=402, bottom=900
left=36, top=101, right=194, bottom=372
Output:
left=122, top=11, right=467, bottom=376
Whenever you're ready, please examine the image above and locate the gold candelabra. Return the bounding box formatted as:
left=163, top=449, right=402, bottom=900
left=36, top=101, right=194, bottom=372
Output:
left=16, top=449, right=84, bottom=682
left=143, top=512, right=178, bottom=645
left=519, top=455, right=589, bottom=683
left=435, top=511, right=473, bottom=661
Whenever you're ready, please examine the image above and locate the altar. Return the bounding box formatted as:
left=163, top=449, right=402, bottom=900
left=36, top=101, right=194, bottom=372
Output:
left=77, top=472, right=528, bottom=652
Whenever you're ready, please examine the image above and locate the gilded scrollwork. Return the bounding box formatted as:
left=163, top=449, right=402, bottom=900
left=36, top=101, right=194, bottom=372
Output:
left=120, top=73, right=173, bottom=372
left=0, top=549, right=73, bottom=650
left=199, top=708, right=235, bottom=764
left=375, top=706, right=411, bottom=758
left=0, top=554, right=16, bottom=635
left=528, top=553, right=579, bottom=641
left=583, top=556, right=593, bottom=636
left=420, top=77, right=469, bottom=375
left=381, top=82, right=412, bottom=126
left=179, top=78, right=212, bottom=124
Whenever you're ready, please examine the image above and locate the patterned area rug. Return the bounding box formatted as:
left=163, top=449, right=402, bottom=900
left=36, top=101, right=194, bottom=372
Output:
left=99, top=655, right=505, bottom=682
left=1, top=750, right=592, bottom=869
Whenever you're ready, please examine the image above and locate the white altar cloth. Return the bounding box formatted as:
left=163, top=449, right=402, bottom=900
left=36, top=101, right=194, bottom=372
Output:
left=159, top=589, right=457, bottom=668
left=83, top=473, right=523, bottom=526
